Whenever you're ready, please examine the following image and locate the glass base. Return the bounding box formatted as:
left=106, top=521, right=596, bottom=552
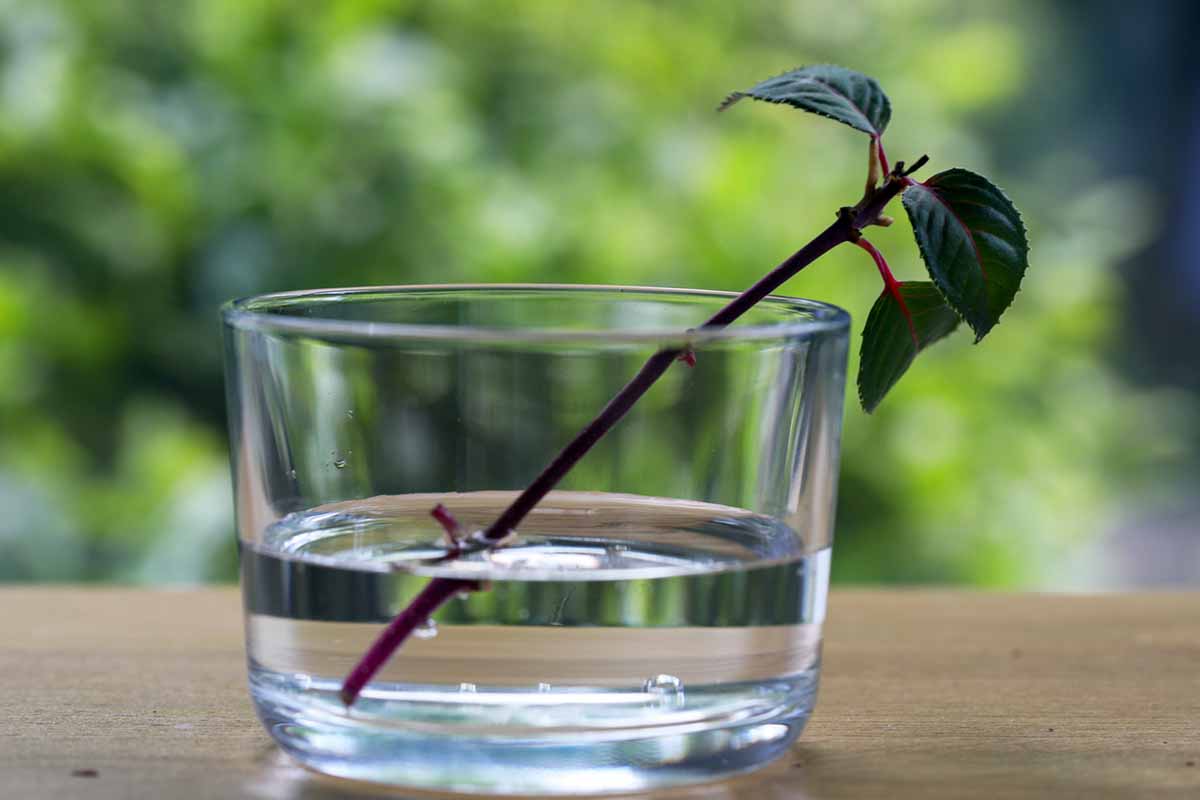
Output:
left=251, top=669, right=818, bottom=795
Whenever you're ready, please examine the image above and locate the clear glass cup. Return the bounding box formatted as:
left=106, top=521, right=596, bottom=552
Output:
left=221, top=285, right=849, bottom=795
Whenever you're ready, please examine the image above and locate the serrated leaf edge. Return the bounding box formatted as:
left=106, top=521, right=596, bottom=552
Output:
left=902, top=169, right=1029, bottom=343
left=856, top=282, right=962, bottom=413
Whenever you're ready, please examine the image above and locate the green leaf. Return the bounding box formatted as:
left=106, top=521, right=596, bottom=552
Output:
left=902, top=168, right=1029, bottom=341
left=719, top=64, right=890, bottom=137
left=858, top=281, right=961, bottom=413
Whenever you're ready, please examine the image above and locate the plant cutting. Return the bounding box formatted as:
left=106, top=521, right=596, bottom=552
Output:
left=339, top=63, right=1029, bottom=703
left=222, top=64, right=1028, bottom=794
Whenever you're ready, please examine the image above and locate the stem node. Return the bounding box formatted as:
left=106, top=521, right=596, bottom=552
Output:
left=837, top=206, right=862, bottom=241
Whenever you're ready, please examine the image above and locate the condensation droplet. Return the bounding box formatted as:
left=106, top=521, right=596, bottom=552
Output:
left=455, top=590, right=472, bottom=601
left=414, top=619, right=438, bottom=639
left=643, top=674, right=684, bottom=695
left=333, top=458, right=347, bottom=469
left=537, top=682, right=552, bottom=693
left=288, top=469, right=297, bottom=479
left=345, top=409, right=355, bottom=418
left=459, top=682, right=477, bottom=693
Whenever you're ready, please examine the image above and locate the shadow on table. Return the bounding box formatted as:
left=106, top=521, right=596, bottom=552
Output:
left=777, top=741, right=1198, bottom=800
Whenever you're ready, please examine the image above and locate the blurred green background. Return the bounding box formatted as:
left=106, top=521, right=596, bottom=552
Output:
left=2, top=0, right=1198, bottom=587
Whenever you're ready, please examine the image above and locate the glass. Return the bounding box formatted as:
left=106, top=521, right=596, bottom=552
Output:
left=221, top=285, right=849, bottom=794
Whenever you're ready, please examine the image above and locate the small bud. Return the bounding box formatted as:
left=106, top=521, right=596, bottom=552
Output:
left=677, top=350, right=696, bottom=368
left=865, top=136, right=881, bottom=193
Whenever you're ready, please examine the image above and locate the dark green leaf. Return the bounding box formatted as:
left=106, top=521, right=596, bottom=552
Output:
left=902, top=168, right=1029, bottom=341
left=719, top=64, right=890, bottom=137
left=858, top=282, right=961, bottom=412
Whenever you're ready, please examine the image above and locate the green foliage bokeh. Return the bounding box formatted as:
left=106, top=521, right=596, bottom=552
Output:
left=0, top=0, right=1191, bottom=584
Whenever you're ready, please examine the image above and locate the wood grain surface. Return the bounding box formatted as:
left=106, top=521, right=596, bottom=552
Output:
left=2, top=587, right=1197, bottom=799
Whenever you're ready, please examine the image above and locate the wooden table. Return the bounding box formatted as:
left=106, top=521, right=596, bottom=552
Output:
left=3, top=588, right=1197, bottom=799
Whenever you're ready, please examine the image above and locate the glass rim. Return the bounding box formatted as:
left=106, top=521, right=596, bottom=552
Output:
left=220, top=283, right=851, bottom=344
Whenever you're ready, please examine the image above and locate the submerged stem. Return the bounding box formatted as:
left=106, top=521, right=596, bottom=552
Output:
left=339, top=577, right=478, bottom=706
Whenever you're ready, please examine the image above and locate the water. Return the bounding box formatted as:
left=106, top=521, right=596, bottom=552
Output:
left=242, top=492, right=829, bottom=794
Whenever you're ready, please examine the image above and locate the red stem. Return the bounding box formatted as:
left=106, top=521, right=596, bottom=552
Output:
left=856, top=237, right=917, bottom=346
left=856, top=237, right=900, bottom=289
left=874, top=136, right=891, bottom=177
left=338, top=174, right=911, bottom=707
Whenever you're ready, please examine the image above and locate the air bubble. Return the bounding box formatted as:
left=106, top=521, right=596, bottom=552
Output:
left=345, top=410, right=355, bottom=418
left=459, top=682, right=477, bottom=693
left=333, top=458, right=347, bottom=469
left=414, top=619, right=438, bottom=639
left=643, top=674, right=684, bottom=695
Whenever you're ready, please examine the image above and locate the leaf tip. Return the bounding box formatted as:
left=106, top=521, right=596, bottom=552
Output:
left=717, top=92, right=744, bottom=112
left=857, top=388, right=880, bottom=414
left=965, top=316, right=994, bottom=343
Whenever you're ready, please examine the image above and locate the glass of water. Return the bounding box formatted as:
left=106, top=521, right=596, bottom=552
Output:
left=221, top=284, right=848, bottom=795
